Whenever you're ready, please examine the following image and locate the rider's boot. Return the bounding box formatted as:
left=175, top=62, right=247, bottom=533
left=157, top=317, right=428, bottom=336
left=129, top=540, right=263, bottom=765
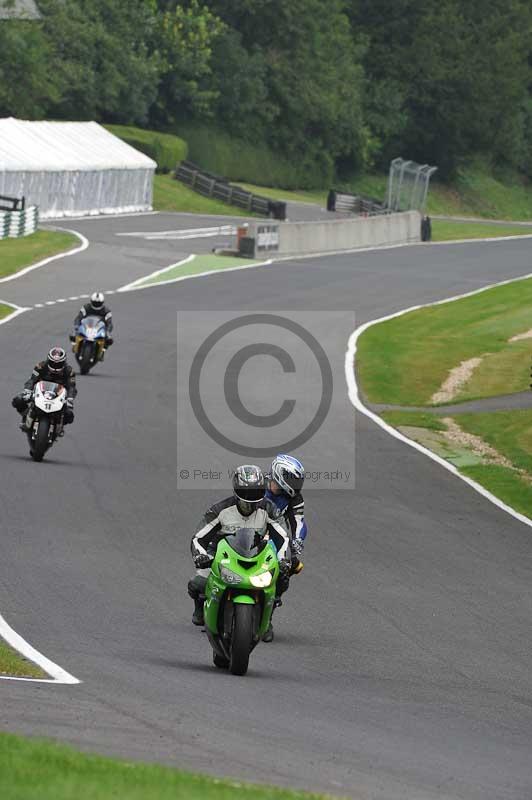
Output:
left=262, top=622, right=274, bottom=642
left=192, top=597, right=205, bottom=626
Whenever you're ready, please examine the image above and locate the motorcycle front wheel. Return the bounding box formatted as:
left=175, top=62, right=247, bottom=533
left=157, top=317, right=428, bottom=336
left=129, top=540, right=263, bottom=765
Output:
left=79, top=341, right=93, bottom=374
left=229, top=604, right=254, bottom=676
left=31, top=417, right=50, bottom=462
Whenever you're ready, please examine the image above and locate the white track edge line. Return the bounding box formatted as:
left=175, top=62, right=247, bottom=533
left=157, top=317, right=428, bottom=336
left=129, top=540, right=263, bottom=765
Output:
left=118, top=254, right=196, bottom=291
left=0, top=613, right=80, bottom=684
left=118, top=257, right=272, bottom=292
left=0, top=229, right=89, bottom=285
left=345, top=271, right=532, bottom=532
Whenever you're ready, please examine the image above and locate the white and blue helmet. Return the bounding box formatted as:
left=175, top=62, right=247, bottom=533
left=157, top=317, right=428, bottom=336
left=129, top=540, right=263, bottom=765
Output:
left=270, top=454, right=305, bottom=498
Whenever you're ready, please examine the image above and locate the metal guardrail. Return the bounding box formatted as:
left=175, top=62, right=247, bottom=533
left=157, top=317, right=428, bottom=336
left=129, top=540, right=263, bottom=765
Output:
left=0, top=194, right=25, bottom=212
left=175, top=161, right=286, bottom=220
left=327, top=190, right=388, bottom=216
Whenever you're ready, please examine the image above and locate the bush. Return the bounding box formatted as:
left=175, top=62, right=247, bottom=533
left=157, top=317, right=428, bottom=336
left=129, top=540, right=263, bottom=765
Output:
left=104, top=125, right=188, bottom=173
left=176, top=123, right=332, bottom=189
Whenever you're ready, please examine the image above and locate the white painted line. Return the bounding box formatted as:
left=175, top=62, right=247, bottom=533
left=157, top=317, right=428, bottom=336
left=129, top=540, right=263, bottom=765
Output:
left=344, top=270, right=532, bottom=532
left=34, top=303, right=44, bottom=308
left=69, top=296, right=79, bottom=301
left=118, top=254, right=196, bottom=291
left=430, top=233, right=532, bottom=246
left=80, top=294, right=90, bottom=299
left=56, top=298, right=67, bottom=303
left=0, top=612, right=80, bottom=684
left=45, top=301, right=56, bottom=306
left=0, top=229, right=89, bottom=284
left=116, top=225, right=237, bottom=241
left=106, top=290, right=116, bottom=294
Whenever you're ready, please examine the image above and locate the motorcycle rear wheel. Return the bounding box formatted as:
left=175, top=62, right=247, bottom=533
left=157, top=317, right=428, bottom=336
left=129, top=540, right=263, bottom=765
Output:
left=229, top=604, right=254, bottom=676
left=31, top=417, right=50, bottom=462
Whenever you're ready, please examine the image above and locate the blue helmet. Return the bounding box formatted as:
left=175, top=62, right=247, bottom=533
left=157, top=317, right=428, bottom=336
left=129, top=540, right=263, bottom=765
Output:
left=269, top=454, right=305, bottom=498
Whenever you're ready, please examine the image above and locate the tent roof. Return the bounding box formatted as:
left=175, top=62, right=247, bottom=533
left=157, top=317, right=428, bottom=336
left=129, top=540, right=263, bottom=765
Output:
left=0, top=1, right=40, bottom=19
left=0, top=118, right=157, bottom=171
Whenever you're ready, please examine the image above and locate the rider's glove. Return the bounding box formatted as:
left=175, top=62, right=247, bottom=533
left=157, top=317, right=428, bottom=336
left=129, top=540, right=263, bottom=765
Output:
left=21, top=389, right=32, bottom=401
left=291, top=538, right=303, bottom=558
left=193, top=553, right=213, bottom=569
left=279, top=559, right=291, bottom=576
left=66, top=398, right=74, bottom=410
left=69, top=334, right=76, bottom=342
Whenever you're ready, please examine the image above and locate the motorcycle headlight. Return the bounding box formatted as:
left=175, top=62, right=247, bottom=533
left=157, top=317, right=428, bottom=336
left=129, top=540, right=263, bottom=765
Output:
left=219, top=566, right=242, bottom=585
left=250, top=571, right=273, bottom=588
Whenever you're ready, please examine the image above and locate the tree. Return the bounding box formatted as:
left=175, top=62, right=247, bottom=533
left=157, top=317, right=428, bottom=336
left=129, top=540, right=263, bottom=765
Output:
left=152, top=0, right=225, bottom=126
left=37, top=0, right=162, bottom=123
left=0, top=18, right=59, bottom=117
left=204, top=0, right=368, bottom=174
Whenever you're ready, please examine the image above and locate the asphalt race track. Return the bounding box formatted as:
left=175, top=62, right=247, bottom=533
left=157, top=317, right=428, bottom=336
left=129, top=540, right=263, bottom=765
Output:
left=1, top=214, right=532, bottom=800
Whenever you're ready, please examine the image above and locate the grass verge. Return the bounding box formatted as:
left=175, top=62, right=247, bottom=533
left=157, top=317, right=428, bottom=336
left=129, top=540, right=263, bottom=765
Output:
left=0, top=231, right=79, bottom=280
left=431, top=220, right=532, bottom=242
left=357, top=276, right=532, bottom=405
left=382, top=409, right=532, bottom=520
left=128, top=255, right=265, bottom=290
left=0, top=732, right=339, bottom=800
left=153, top=175, right=251, bottom=216
left=0, top=640, right=46, bottom=679
left=0, top=303, right=13, bottom=320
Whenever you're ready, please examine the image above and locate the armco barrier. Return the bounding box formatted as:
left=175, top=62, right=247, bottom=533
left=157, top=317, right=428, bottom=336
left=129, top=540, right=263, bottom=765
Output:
left=175, top=160, right=286, bottom=220
left=240, top=211, right=420, bottom=258
left=0, top=205, right=39, bottom=239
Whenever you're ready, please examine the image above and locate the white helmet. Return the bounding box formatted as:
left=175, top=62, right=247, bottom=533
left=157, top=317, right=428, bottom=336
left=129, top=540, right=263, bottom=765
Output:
left=90, top=292, right=105, bottom=311
left=269, top=454, right=305, bottom=498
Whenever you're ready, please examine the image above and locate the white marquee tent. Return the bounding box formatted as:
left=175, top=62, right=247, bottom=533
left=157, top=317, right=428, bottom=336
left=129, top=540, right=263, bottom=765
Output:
left=0, top=118, right=157, bottom=218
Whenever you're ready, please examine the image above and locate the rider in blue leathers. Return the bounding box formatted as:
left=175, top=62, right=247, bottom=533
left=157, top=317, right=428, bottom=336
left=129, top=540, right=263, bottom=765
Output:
left=264, top=454, right=307, bottom=575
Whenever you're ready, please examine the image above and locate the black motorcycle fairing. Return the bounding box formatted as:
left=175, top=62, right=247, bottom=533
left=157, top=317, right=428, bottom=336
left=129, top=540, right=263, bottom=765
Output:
left=224, top=527, right=268, bottom=558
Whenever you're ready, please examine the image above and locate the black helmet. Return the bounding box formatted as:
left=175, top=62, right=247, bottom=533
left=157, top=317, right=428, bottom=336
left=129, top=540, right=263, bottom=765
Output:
left=232, top=464, right=265, bottom=515
left=47, top=346, right=67, bottom=376
left=90, top=292, right=105, bottom=311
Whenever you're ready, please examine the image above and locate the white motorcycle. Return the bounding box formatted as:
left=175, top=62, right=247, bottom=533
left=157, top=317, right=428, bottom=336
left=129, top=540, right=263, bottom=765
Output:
left=23, top=381, right=68, bottom=462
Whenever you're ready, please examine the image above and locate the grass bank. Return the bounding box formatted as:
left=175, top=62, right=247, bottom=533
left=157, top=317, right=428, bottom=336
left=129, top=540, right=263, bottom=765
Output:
left=0, top=732, right=339, bottom=800
left=431, top=220, right=532, bottom=241
left=104, top=125, right=187, bottom=173
left=0, top=303, right=13, bottom=320
left=360, top=276, right=532, bottom=521
left=0, top=230, right=80, bottom=280
left=357, top=276, right=532, bottom=406
left=0, top=640, right=46, bottom=679
left=108, top=126, right=532, bottom=223
left=153, top=174, right=251, bottom=216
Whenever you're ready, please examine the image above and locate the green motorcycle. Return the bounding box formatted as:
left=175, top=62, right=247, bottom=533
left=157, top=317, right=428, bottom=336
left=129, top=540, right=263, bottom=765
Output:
left=204, top=527, right=280, bottom=676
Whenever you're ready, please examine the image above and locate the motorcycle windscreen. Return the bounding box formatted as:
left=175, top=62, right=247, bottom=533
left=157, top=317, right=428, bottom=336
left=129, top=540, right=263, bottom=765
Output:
left=81, top=316, right=106, bottom=336
left=224, top=527, right=268, bottom=558
left=38, top=381, right=62, bottom=397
